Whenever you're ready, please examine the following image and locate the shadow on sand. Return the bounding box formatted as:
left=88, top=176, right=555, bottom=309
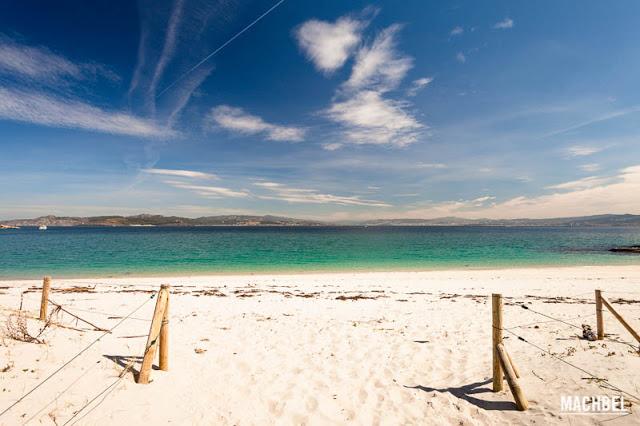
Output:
left=406, top=378, right=518, bottom=411
left=103, top=354, right=158, bottom=381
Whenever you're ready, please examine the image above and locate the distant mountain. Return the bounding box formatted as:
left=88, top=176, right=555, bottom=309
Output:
left=1, top=213, right=639, bottom=227
left=356, top=214, right=640, bottom=227
left=0, top=214, right=325, bottom=227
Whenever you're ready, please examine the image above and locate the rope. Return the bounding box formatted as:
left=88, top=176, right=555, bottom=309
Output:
left=501, top=327, right=640, bottom=404
left=0, top=293, right=156, bottom=418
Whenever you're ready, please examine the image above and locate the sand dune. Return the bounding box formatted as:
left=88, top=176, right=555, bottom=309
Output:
left=1, top=266, right=639, bottom=424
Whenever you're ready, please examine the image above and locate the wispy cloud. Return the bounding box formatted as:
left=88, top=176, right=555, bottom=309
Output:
left=325, top=90, right=424, bottom=147
left=147, top=0, right=185, bottom=114
left=294, top=15, right=367, bottom=73
left=545, top=106, right=640, bottom=138
left=0, top=36, right=117, bottom=84
left=0, top=87, right=173, bottom=138
left=456, top=52, right=466, bottom=63
left=254, top=181, right=391, bottom=207
left=579, top=163, right=600, bottom=173
left=493, top=18, right=514, bottom=29
left=344, top=24, right=412, bottom=93
left=417, top=162, right=447, bottom=169
left=566, top=145, right=603, bottom=157
left=164, top=180, right=249, bottom=198
left=406, top=77, right=433, bottom=97
left=546, top=175, right=617, bottom=191
left=450, top=26, right=463, bottom=36
left=163, top=64, right=214, bottom=127
left=142, top=168, right=218, bottom=179
left=207, top=105, right=306, bottom=142
left=391, top=165, right=640, bottom=220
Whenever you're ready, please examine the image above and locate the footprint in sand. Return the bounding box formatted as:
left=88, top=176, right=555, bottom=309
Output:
left=358, top=388, right=368, bottom=404
left=305, top=396, right=318, bottom=412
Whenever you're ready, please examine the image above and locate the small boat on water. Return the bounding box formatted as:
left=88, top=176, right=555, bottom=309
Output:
left=38, top=225, right=48, bottom=230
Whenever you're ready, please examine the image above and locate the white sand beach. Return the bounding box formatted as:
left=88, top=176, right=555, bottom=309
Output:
left=1, top=266, right=639, bottom=425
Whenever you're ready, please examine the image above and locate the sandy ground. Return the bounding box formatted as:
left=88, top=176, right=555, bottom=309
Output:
left=1, top=266, right=640, bottom=425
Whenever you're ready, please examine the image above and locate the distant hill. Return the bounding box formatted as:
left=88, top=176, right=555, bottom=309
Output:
left=1, top=213, right=639, bottom=227
left=357, top=214, right=640, bottom=227
left=0, top=214, right=325, bottom=227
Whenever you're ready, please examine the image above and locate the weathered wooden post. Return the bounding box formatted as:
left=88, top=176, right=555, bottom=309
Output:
left=492, top=293, right=503, bottom=392
left=39, top=276, right=51, bottom=321
left=595, top=289, right=604, bottom=340
left=496, top=343, right=529, bottom=411
left=601, top=296, right=640, bottom=346
left=138, top=285, right=169, bottom=384
left=159, top=284, right=170, bottom=371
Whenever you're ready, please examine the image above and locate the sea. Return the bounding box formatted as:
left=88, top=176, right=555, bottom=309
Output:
left=0, top=226, right=639, bottom=279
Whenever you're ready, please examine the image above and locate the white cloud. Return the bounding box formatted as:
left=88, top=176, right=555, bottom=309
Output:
left=471, top=195, right=496, bottom=206
left=322, top=142, right=343, bottom=151
left=164, top=180, right=248, bottom=198
left=395, top=165, right=640, bottom=219
left=295, top=16, right=366, bottom=73
left=325, top=90, right=424, bottom=147
left=254, top=181, right=391, bottom=207
left=344, top=24, right=412, bottom=92
left=566, top=145, right=603, bottom=157
left=450, top=26, right=463, bottom=36
left=0, top=37, right=117, bottom=84
left=0, top=87, right=173, bottom=138
left=417, top=162, right=447, bottom=169
left=142, top=168, right=218, bottom=180
left=493, top=18, right=514, bottom=29
left=456, top=52, right=466, bottom=63
left=298, top=11, right=425, bottom=149
left=207, top=105, right=306, bottom=142
left=148, top=0, right=185, bottom=113
left=579, top=163, right=600, bottom=172
left=407, top=77, right=433, bottom=97
left=546, top=175, right=617, bottom=191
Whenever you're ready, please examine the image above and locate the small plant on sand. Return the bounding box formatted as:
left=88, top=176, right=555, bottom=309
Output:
left=4, top=306, right=61, bottom=344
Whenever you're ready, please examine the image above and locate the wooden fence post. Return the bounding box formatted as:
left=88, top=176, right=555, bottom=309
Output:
left=595, top=289, right=604, bottom=340
left=159, top=284, right=170, bottom=371
left=492, top=293, right=503, bottom=392
left=497, top=343, right=528, bottom=411
left=506, top=350, right=520, bottom=379
left=601, top=296, right=640, bottom=346
left=39, top=276, right=51, bottom=321
left=138, top=286, right=169, bottom=384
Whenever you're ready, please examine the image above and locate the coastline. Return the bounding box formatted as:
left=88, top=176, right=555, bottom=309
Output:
left=1, top=260, right=640, bottom=281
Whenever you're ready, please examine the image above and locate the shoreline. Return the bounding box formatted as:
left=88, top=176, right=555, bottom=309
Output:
left=2, top=263, right=639, bottom=285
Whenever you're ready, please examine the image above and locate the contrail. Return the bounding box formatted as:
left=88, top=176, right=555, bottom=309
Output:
left=156, top=0, right=287, bottom=98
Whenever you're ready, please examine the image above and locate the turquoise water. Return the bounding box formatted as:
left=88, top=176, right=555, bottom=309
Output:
left=0, top=226, right=639, bottom=279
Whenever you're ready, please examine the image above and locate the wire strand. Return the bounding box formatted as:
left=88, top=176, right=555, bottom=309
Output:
left=0, top=293, right=156, bottom=419
left=501, top=327, right=640, bottom=403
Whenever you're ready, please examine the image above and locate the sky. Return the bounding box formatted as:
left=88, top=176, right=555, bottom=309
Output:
left=1, top=0, right=639, bottom=221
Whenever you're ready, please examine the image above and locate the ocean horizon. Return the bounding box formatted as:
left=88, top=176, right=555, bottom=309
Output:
left=1, top=225, right=639, bottom=279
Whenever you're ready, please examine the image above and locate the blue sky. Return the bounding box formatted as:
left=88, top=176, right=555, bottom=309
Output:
left=1, top=0, right=639, bottom=220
